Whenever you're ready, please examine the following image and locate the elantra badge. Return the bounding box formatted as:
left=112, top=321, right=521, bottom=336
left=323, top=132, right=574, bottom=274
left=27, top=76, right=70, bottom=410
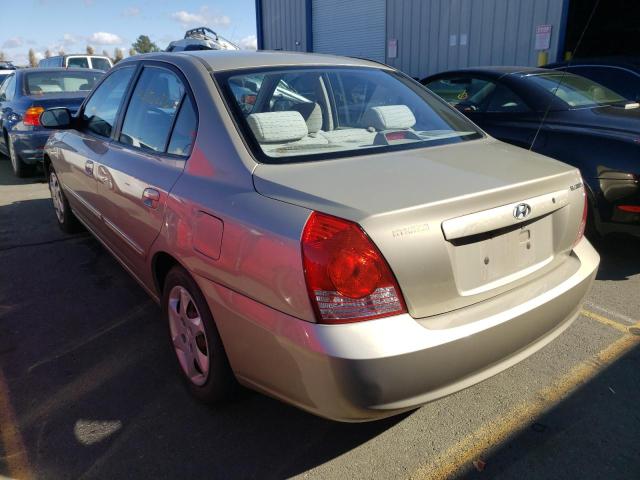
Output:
left=513, top=203, right=532, bottom=220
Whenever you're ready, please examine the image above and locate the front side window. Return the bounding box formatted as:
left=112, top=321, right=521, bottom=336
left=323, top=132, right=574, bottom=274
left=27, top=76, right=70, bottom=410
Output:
left=527, top=72, right=627, bottom=108
left=25, top=71, right=102, bottom=95
left=119, top=67, right=185, bottom=153
left=67, top=57, right=90, bottom=68
left=217, top=67, right=482, bottom=163
left=82, top=66, right=135, bottom=137
left=566, top=66, right=640, bottom=101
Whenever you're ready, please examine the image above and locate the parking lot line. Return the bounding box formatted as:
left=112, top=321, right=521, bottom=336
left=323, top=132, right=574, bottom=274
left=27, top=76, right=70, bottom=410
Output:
left=0, top=369, right=33, bottom=480
left=580, top=309, right=630, bottom=334
left=411, top=321, right=640, bottom=480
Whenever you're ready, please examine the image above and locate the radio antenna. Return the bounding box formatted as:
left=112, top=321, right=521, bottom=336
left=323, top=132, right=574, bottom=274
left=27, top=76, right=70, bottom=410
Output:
left=530, top=0, right=601, bottom=151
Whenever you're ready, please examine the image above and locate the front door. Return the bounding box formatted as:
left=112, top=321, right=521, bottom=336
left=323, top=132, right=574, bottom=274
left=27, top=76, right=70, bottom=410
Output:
left=58, top=66, right=137, bottom=229
left=92, top=64, right=196, bottom=273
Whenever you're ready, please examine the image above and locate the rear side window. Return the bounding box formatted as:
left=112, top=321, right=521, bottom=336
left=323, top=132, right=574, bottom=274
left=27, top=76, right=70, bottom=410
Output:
left=425, top=77, right=492, bottom=105
left=82, top=66, right=135, bottom=137
left=167, top=97, right=197, bottom=156
left=91, top=57, right=112, bottom=71
left=119, top=67, right=185, bottom=153
left=67, top=57, right=89, bottom=68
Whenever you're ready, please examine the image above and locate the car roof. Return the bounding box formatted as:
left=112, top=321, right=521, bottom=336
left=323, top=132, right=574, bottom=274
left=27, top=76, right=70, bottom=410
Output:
left=47, top=54, right=110, bottom=58
left=545, top=56, right=640, bottom=69
left=26, top=67, right=103, bottom=73
left=122, top=50, right=389, bottom=72
left=425, top=66, right=549, bottom=80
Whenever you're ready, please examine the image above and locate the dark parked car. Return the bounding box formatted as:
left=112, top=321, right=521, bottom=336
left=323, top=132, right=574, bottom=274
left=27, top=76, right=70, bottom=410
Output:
left=544, top=57, right=640, bottom=102
left=422, top=67, right=640, bottom=238
left=0, top=68, right=103, bottom=176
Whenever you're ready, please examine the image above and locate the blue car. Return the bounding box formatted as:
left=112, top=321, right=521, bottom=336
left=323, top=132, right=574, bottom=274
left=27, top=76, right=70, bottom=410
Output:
left=0, top=67, right=103, bottom=177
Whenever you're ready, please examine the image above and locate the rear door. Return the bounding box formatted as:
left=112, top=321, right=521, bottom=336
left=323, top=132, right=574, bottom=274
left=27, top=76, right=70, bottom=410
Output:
left=56, top=65, right=136, bottom=230
left=0, top=74, right=17, bottom=155
left=91, top=62, right=196, bottom=272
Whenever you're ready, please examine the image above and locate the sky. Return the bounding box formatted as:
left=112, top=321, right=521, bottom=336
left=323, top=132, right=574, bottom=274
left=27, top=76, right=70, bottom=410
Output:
left=0, top=0, right=257, bottom=65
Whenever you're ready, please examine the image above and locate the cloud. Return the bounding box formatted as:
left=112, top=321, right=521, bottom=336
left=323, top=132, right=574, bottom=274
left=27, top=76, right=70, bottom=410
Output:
left=122, top=6, right=140, bottom=17
left=170, top=6, right=231, bottom=29
left=237, top=35, right=257, bottom=50
left=2, top=37, right=24, bottom=49
left=88, top=32, right=123, bottom=45
left=61, top=33, right=80, bottom=47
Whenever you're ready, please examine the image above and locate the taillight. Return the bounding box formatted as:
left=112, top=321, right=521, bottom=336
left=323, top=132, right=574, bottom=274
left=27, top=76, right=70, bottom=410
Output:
left=24, top=106, right=45, bottom=126
left=574, top=192, right=588, bottom=247
left=617, top=205, right=640, bottom=213
left=301, top=211, right=407, bottom=324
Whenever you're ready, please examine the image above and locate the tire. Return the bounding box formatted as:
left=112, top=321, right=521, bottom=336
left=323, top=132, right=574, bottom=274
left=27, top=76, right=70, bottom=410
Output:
left=163, top=266, right=237, bottom=403
left=584, top=197, right=603, bottom=243
left=7, top=133, right=34, bottom=178
left=48, top=165, right=81, bottom=233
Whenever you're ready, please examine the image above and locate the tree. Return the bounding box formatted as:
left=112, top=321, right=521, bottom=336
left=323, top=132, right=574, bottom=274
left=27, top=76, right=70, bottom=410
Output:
left=28, top=49, right=37, bottom=67
left=128, top=47, right=136, bottom=57
left=113, top=48, right=124, bottom=63
left=0, top=50, right=5, bottom=61
left=102, top=49, right=111, bottom=59
left=86, top=45, right=95, bottom=55
left=45, top=49, right=52, bottom=58
left=131, top=35, right=159, bottom=54
left=58, top=49, right=65, bottom=56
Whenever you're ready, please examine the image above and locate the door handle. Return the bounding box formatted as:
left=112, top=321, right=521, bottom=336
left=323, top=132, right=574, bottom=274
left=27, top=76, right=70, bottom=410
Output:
left=142, top=188, right=160, bottom=209
left=84, top=160, right=94, bottom=176
left=95, top=165, right=113, bottom=189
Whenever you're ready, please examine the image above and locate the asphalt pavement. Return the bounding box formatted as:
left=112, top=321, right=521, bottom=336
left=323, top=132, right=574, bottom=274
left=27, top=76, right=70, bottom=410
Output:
left=0, top=157, right=638, bottom=480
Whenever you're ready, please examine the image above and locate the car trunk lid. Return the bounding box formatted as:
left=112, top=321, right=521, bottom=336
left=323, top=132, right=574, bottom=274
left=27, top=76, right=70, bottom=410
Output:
left=25, top=92, right=88, bottom=115
left=253, top=138, right=585, bottom=318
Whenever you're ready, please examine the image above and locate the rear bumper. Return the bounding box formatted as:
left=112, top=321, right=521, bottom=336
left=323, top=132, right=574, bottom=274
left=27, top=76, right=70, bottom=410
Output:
left=197, top=238, right=599, bottom=422
left=11, top=131, right=50, bottom=164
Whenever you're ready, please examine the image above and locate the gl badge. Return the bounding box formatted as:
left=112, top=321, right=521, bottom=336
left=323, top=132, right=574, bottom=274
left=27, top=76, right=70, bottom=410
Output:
left=513, top=203, right=532, bottom=220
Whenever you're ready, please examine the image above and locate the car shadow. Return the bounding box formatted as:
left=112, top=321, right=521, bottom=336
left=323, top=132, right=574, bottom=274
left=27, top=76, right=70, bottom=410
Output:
left=0, top=155, right=46, bottom=186
left=460, top=341, right=640, bottom=480
left=0, top=197, right=406, bottom=479
left=590, top=234, right=640, bottom=281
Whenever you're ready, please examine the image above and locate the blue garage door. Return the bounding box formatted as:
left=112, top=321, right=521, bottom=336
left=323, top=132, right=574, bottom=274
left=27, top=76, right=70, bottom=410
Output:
left=312, top=0, right=386, bottom=62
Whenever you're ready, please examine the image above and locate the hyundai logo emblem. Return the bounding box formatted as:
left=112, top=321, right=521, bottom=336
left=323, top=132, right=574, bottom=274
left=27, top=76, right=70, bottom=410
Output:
left=513, top=203, right=532, bottom=220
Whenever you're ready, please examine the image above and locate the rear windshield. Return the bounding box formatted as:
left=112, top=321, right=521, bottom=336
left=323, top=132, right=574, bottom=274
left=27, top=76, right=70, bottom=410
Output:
left=25, top=71, right=102, bottom=95
left=527, top=72, right=627, bottom=108
left=216, top=66, right=482, bottom=163
left=91, top=57, right=112, bottom=71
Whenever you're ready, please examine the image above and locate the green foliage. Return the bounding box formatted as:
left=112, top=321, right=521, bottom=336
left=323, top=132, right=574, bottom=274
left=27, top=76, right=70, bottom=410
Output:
left=131, top=35, right=160, bottom=54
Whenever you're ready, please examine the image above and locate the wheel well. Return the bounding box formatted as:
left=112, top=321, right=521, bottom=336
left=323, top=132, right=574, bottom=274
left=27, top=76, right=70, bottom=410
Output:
left=153, top=252, right=180, bottom=296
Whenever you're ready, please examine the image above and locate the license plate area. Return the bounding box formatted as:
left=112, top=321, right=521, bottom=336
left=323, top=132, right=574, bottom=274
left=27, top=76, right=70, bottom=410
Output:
left=448, top=214, right=554, bottom=296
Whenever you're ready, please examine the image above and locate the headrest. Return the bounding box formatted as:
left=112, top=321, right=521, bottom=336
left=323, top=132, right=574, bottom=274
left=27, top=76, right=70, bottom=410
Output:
left=291, top=102, right=323, bottom=133
left=362, top=105, right=416, bottom=130
left=247, top=111, right=308, bottom=143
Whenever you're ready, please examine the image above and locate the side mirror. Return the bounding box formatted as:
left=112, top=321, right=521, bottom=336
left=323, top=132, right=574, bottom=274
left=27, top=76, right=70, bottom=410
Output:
left=40, top=108, right=72, bottom=129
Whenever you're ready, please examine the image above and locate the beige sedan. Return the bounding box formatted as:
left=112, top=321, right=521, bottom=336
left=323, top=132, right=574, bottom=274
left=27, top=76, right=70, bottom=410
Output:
left=41, top=51, right=599, bottom=421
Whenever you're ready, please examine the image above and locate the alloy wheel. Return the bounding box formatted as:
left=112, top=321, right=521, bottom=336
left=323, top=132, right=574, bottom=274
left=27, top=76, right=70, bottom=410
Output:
left=49, top=171, right=65, bottom=223
left=8, top=136, right=17, bottom=173
left=168, top=285, right=210, bottom=386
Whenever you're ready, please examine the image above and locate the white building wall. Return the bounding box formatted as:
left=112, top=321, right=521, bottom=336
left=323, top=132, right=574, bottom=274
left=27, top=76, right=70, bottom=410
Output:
left=386, top=0, right=566, bottom=78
